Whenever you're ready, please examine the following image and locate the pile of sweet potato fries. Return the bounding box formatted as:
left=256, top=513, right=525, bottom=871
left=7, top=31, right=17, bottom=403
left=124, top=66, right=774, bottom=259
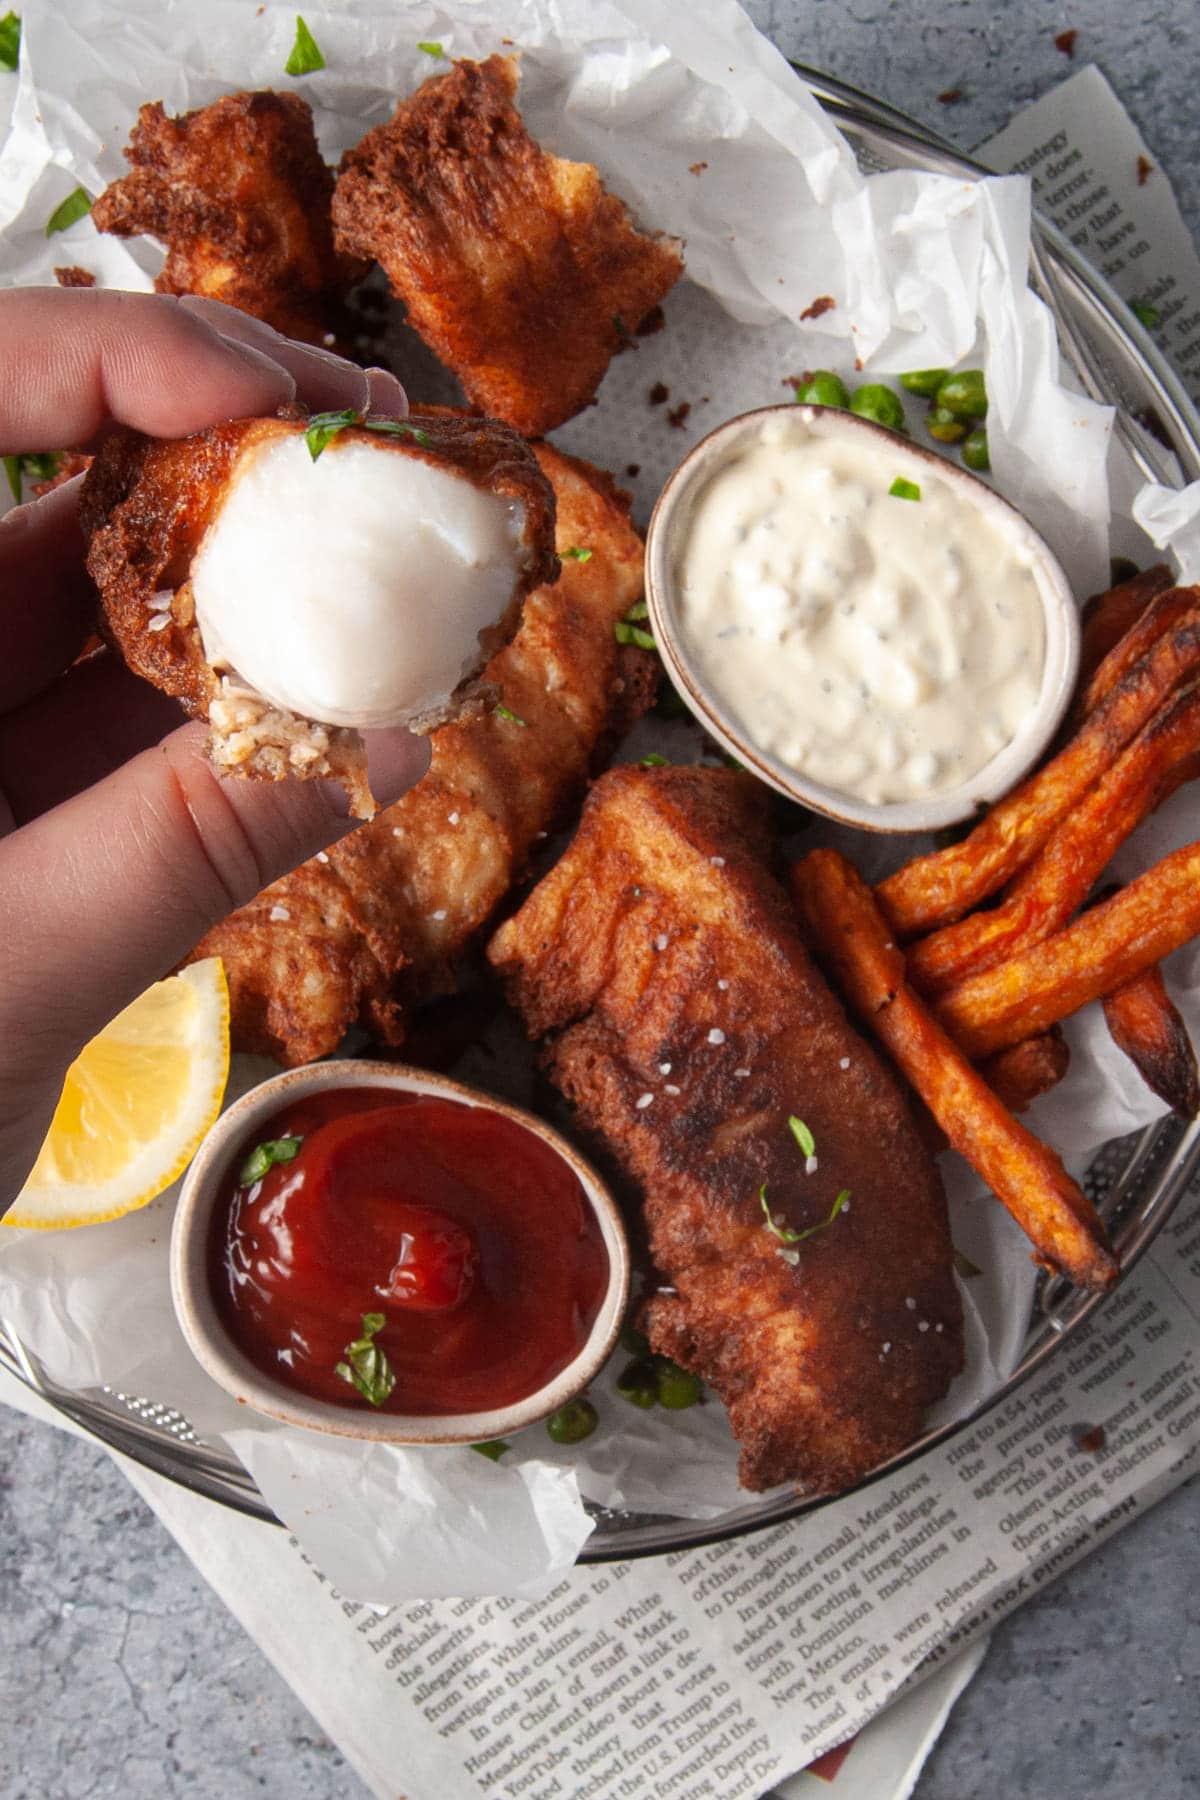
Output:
left=792, top=565, right=1200, bottom=1294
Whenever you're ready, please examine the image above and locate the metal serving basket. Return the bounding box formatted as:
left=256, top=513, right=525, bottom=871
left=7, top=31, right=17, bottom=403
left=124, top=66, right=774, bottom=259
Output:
left=4, top=69, right=1200, bottom=1557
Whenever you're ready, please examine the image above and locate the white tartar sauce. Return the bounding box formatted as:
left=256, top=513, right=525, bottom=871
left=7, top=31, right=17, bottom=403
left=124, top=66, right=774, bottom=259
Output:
left=674, top=416, right=1047, bottom=803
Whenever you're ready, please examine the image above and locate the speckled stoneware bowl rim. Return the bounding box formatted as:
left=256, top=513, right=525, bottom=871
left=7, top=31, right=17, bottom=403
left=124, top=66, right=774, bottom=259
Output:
left=645, top=403, right=1081, bottom=834
left=170, top=1060, right=631, bottom=1444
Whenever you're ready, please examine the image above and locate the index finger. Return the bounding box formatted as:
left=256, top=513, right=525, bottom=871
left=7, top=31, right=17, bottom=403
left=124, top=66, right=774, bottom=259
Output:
left=0, top=286, right=296, bottom=453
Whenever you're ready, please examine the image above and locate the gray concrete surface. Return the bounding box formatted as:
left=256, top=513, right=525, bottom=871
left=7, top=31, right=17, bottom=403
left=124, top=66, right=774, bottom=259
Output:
left=4, top=2, right=1200, bottom=1796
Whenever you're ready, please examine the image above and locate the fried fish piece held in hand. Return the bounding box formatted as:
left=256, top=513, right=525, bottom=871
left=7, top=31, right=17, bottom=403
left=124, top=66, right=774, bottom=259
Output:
left=332, top=56, right=684, bottom=436
left=187, top=442, right=657, bottom=1064
left=488, top=766, right=963, bottom=1495
left=81, top=410, right=558, bottom=818
left=93, top=92, right=362, bottom=343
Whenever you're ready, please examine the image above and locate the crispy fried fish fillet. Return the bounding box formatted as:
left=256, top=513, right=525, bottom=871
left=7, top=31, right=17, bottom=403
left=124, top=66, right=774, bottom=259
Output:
left=187, top=442, right=656, bottom=1063
left=93, top=92, right=361, bottom=343
left=332, top=55, right=684, bottom=436
left=80, top=411, right=557, bottom=818
left=488, top=766, right=964, bottom=1495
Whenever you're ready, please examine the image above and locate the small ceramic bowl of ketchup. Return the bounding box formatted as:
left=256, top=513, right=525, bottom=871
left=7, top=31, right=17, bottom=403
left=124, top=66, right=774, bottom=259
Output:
left=170, top=1061, right=630, bottom=1444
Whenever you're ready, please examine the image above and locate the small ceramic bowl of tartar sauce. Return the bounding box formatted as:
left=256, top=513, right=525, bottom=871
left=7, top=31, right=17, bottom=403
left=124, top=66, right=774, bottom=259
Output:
left=645, top=404, right=1080, bottom=833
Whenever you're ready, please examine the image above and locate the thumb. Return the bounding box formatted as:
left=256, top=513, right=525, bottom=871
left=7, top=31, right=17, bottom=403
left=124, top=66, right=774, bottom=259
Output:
left=0, top=721, right=429, bottom=1203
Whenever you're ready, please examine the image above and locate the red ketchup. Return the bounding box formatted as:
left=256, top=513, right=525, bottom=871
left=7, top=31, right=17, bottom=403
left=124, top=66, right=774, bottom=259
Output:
left=209, top=1088, right=609, bottom=1415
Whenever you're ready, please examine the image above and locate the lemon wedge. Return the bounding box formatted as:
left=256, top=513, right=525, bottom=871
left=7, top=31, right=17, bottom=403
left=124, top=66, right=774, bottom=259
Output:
left=5, top=958, right=230, bottom=1231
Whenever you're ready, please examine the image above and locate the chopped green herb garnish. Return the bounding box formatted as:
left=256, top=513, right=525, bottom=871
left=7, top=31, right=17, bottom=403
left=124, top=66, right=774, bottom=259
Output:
left=2, top=450, right=61, bottom=503
left=335, top=1311, right=395, bottom=1408
left=654, top=1357, right=702, bottom=1409
left=615, top=621, right=656, bottom=650
left=793, top=370, right=849, bottom=409
left=926, top=405, right=969, bottom=444
left=494, top=703, right=528, bottom=726
left=305, top=408, right=359, bottom=461
left=849, top=383, right=906, bottom=432
left=471, top=1439, right=511, bottom=1461
left=285, top=15, right=325, bottom=77
left=759, top=1183, right=850, bottom=1257
left=953, top=1248, right=983, bottom=1280
left=1131, top=298, right=1161, bottom=331
left=639, top=753, right=671, bottom=768
left=961, top=428, right=989, bottom=473
left=239, top=1134, right=303, bottom=1186
left=934, top=369, right=987, bottom=420
left=788, top=1116, right=816, bottom=1158
left=546, top=1398, right=598, bottom=1444
left=616, top=1358, right=659, bottom=1408
left=367, top=417, right=432, bottom=447
left=900, top=368, right=949, bottom=397
left=888, top=477, right=921, bottom=501
left=0, top=11, right=20, bottom=72
left=417, top=39, right=444, bottom=56
left=304, top=409, right=432, bottom=462
left=562, top=546, right=593, bottom=562
left=45, top=187, right=92, bottom=237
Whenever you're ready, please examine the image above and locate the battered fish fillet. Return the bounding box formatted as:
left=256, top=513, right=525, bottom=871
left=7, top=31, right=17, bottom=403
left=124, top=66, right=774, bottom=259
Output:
left=488, top=767, right=964, bottom=1495
left=80, top=410, right=557, bottom=818
left=92, top=92, right=362, bottom=343
left=187, top=442, right=657, bottom=1064
left=332, top=55, right=684, bottom=436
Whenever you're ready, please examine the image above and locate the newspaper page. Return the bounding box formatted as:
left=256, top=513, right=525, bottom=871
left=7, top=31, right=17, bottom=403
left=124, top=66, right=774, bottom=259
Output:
left=0, top=1370, right=989, bottom=1800
left=7, top=1175, right=1194, bottom=1800
left=979, top=64, right=1200, bottom=402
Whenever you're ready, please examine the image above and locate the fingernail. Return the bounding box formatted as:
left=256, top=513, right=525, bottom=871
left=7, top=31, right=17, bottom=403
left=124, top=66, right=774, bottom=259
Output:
left=222, top=333, right=369, bottom=414
left=365, top=366, right=409, bottom=420
left=179, top=295, right=370, bottom=412
left=365, top=728, right=432, bottom=806
left=220, top=336, right=298, bottom=403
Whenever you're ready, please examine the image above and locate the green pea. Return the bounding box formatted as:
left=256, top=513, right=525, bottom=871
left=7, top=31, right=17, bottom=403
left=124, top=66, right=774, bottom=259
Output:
left=935, top=369, right=988, bottom=419
left=961, top=427, right=990, bottom=472
left=794, top=370, right=850, bottom=409
left=546, top=1398, right=599, bottom=1444
left=616, top=1359, right=658, bottom=1409
left=926, top=406, right=969, bottom=444
left=900, top=368, right=949, bottom=396
left=654, top=1358, right=703, bottom=1410
left=849, top=384, right=907, bottom=432
left=620, top=1323, right=651, bottom=1357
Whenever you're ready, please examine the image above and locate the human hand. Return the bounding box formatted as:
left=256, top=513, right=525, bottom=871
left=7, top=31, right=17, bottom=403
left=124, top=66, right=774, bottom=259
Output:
left=0, top=287, right=430, bottom=1206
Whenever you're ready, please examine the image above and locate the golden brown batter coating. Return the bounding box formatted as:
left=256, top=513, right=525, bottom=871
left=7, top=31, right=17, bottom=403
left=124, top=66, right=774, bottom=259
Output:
left=332, top=56, right=684, bottom=435
left=79, top=410, right=559, bottom=818
left=93, top=91, right=361, bottom=343
left=488, top=766, right=964, bottom=1495
left=186, top=441, right=656, bottom=1063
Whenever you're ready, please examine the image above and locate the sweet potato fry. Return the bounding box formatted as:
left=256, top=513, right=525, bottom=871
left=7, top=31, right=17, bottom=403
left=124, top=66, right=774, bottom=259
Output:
left=1077, top=564, right=1173, bottom=693
left=1078, top=582, right=1198, bottom=719
left=791, top=851, right=1117, bottom=1290
left=934, top=840, right=1200, bottom=1060
left=980, top=1032, right=1070, bottom=1113
left=905, top=680, right=1200, bottom=993
left=878, top=604, right=1200, bottom=939
left=1103, top=966, right=1200, bottom=1119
